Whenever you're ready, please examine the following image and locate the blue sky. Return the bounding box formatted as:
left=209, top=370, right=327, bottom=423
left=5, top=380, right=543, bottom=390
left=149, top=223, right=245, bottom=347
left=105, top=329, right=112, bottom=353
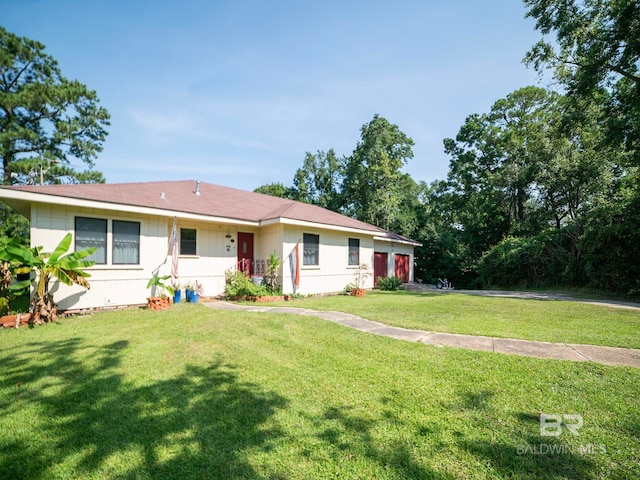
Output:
left=4, top=0, right=546, bottom=191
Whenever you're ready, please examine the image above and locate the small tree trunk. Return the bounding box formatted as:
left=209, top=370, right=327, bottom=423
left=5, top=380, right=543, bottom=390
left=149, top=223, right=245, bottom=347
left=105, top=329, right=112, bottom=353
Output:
left=29, top=273, right=57, bottom=324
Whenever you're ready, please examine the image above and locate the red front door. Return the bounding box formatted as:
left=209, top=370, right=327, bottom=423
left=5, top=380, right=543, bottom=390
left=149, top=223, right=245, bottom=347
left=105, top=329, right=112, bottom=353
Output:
left=394, top=254, right=410, bottom=283
left=374, top=252, right=388, bottom=286
left=237, top=232, right=254, bottom=275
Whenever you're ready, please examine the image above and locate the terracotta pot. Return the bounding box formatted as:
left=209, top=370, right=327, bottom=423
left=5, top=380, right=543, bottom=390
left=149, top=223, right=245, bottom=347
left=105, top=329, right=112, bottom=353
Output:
left=350, top=288, right=366, bottom=297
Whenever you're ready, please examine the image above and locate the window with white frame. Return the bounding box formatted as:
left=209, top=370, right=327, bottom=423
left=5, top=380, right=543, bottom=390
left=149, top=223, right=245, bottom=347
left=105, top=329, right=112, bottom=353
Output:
left=75, top=217, right=107, bottom=264
left=75, top=217, right=141, bottom=265
left=112, top=220, right=140, bottom=264
left=180, top=228, right=197, bottom=255
left=303, top=233, right=319, bottom=266
left=348, top=238, right=360, bottom=266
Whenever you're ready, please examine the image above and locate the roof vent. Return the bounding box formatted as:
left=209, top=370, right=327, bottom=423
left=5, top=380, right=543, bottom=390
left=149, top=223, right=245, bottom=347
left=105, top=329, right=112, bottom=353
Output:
left=195, top=180, right=201, bottom=196
left=160, top=192, right=165, bottom=199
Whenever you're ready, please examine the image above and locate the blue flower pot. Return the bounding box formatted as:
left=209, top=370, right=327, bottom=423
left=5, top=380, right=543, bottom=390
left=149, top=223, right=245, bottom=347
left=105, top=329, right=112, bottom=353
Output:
left=173, top=290, right=181, bottom=304
left=190, top=293, right=199, bottom=303
left=185, top=289, right=193, bottom=302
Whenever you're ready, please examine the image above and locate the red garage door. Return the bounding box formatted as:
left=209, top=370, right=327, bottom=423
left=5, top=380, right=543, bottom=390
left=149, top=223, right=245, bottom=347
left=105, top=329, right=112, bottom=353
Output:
left=394, top=254, right=410, bottom=283
left=373, top=252, right=388, bottom=286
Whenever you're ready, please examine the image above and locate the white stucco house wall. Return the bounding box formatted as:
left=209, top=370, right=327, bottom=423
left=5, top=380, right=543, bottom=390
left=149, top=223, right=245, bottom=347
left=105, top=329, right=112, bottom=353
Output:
left=0, top=180, right=420, bottom=311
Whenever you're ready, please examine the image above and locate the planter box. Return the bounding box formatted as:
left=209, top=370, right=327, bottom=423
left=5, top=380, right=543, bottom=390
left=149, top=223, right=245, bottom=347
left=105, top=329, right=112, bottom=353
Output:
left=147, top=297, right=171, bottom=311
left=0, top=313, right=32, bottom=328
left=350, top=288, right=366, bottom=297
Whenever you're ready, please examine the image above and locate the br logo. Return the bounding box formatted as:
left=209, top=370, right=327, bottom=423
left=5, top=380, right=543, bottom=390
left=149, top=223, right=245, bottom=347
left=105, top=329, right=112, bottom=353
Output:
left=539, top=414, right=583, bottom=437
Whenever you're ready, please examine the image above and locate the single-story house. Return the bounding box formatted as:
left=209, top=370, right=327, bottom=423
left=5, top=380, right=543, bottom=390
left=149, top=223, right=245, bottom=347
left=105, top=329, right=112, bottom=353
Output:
left=0, top=180, right=420, bottom=311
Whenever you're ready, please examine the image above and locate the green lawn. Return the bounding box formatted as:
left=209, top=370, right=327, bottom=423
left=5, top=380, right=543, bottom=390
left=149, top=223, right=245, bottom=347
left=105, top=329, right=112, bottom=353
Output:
left=261, top=290, right=640, bottom=349
left=1, top=303, right=639, bottom=479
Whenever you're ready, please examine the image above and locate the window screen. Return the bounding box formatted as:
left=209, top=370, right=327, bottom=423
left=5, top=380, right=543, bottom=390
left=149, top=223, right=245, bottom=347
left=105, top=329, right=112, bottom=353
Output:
left=113, top=220, right=140, bottom=264
left=75, top=217, right=107, bottom=264
left=180, top=228, right=197, bottom=255
left=348, top=238, right=360, bottom=266
left=303, top=233, right=319, bottom=266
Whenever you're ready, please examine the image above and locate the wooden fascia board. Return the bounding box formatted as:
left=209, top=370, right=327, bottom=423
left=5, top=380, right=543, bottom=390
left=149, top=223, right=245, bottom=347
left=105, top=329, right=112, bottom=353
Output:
left=260, top=216, right=383, bottom=237
left=373, top=235, right=422, bottom=247
left=0, top=190, right=259, bottom=227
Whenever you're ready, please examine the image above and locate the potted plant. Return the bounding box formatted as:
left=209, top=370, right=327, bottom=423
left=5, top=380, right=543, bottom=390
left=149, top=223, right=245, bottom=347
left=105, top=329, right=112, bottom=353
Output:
left=146, top=274, right=174, bottom=310
left=184, top=281, right=194, bottom=302
left=350, top=263, right=370, bottom=297
left=172, top=281, right=182, bottom=304
left=263, top=251, right=281, bottom=294
left=190, top=281, right=204, bottom=303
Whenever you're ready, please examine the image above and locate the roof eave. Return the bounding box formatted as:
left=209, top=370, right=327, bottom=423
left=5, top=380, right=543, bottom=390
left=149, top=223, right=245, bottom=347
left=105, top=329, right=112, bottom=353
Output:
left=0, top=189, right=259, bottom=227
left=261, top=217, right=385, bottom=237
left=373, top=235, right=422, bottom=247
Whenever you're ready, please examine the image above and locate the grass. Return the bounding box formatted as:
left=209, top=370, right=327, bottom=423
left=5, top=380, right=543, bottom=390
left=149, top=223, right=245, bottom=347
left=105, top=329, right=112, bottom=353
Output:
left=261, top=290, right=640, bottom=349
left=1, top=303, right=639, bottom=479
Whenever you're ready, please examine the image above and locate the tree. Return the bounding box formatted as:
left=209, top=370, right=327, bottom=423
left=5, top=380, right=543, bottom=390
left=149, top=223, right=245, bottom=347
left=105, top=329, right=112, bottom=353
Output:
left=444, top=87, right=557, bottom=242
left=4, top=233, right=96, bottom=324
left=292, top=149, right=343, bottom=211
left=0, top=26, right=110, bottom=185
left=253, top=182, right=296, bottom=199
left=524, top=0, right=640, bottom=163
left=342, top=115, right=414, bottom=230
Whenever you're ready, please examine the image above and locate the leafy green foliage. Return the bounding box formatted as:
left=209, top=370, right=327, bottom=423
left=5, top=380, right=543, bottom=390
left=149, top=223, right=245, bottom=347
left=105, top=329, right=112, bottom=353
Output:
left=375, top=275, right=403, bottom=291
left=146, top=274, right=174, bottom=297
left=292, top=149, right=344, bottom=210
left=224, top=269, right=268, bottom=300
left=342, top=115, right=415, bottom=230
left=253, top=182, right=297, bottom=199
left=0, top=26, right=110, bottom=185
left=477, top=228, right=584, bottom=289
left=13, top=233, right=96, bottom=324
left=581, top=177, right=640, bottom=297
left=0, top=204, right=29, bottom=243
left=524, top=0, right=640, bottom=165
left=263, top=251, right=281, bottom=294
left=0, top=26, right=110, bottom=240
left=0, top=236, right=32, bottom=314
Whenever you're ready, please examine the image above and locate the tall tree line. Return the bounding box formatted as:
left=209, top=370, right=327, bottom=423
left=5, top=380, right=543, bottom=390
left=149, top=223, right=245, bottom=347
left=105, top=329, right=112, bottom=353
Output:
left=255, top=114, right=425, bottom=240
left=258, top=0, right=640, bottom=297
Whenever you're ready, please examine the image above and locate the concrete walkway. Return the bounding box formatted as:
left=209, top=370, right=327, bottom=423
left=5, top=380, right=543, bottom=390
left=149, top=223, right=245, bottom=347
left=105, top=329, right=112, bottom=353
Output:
left=203, top=301, right=640, bottom=368
left=404, top=283, right=640, bottom=311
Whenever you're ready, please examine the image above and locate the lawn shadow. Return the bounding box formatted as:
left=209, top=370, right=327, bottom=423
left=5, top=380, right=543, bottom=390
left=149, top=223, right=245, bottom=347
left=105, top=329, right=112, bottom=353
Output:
left=0, top=338, right=288, bottom=479
left=307, top=404, right=455, bottom=479
left=440, top=393, right=603, bottom=479
left=458, top=437, right=598, bottom=480
left=457, top=410, right=602, bottom=479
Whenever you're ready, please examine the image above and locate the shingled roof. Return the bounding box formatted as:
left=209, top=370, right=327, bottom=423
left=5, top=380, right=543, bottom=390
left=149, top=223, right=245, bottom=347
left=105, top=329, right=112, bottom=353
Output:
left=0, top=180, right=420, bottom=245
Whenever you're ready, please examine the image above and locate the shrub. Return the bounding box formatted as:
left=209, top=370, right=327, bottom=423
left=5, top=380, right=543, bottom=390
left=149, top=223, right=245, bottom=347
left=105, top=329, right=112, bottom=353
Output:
left=477, top=228, right=582, bottom=289
left=263, top=251, right=281, bottom=294
left=581, top=193, right=640, bottom=297
left=376, top=276, right=404, bottom=291
left=224, top=269, right=268, bottom=300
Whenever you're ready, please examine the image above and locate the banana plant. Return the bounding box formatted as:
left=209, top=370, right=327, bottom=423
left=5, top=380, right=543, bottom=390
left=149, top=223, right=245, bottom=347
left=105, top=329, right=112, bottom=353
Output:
left=5, top=233, right=96, bottom=324
left=0, top=237, right=33, bottom=315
